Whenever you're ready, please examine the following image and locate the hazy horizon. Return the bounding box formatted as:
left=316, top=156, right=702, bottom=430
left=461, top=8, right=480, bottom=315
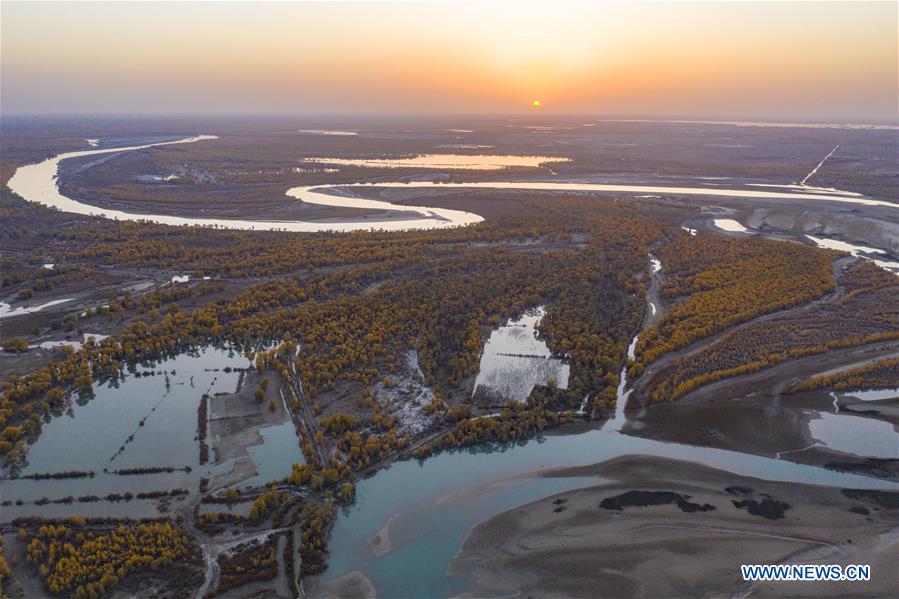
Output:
left=1, top=111, right=898, bottom=126
left=2, top=1, right=897, bottom=123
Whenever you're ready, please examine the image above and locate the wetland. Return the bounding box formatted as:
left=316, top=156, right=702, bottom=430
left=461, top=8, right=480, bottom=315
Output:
left=1, top=115, right=896, bottom=598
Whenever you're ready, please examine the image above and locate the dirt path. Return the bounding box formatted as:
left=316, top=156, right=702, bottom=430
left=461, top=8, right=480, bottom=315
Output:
left=195, top=528, right=290, bottom=599
left=282, top=360, right=329, bottom=466
left=273, top=533, right=291, bottom=597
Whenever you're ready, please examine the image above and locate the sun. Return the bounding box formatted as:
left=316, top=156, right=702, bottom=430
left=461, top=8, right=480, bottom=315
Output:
left=531, top=100, right=541, bottom=108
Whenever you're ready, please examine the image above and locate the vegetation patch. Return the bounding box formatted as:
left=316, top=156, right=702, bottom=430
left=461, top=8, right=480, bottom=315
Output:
left=21, top=519, right=197, bottom=598
left=600, top=490, right=715, bottom=513
left=212, top=534, right=279, bottom=596
left=634, top=232, right=838, bottom=367
left=787, top=357, right=899, bottom=394
left=646, top=262, right=898, bottom=402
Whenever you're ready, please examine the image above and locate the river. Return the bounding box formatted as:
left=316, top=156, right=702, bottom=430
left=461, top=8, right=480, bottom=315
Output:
left=320, top=253, right=897, bottom=597
left=6, top=136, right=896, bottom=236
left=323, top=419, right=897, bottom=597
left=6, top=135, right=898, bottom=596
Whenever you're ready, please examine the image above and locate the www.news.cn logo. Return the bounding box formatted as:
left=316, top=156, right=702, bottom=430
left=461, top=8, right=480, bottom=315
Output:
left=742, top=564, right=871, bottom=582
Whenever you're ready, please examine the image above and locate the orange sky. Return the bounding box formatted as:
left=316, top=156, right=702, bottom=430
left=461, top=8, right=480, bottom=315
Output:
left=1, top=1, right=896, bottom=121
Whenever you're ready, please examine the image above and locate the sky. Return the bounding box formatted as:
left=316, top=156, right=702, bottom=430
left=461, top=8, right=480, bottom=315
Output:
left=1, top=1, right=897, bottom=122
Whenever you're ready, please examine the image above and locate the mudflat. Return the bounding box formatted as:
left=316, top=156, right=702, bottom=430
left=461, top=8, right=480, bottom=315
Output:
left=448, top=455, right=898, bottom=598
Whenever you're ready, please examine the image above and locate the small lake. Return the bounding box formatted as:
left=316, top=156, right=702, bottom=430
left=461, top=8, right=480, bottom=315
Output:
left=20, top=347, right=242, bottom=476
left=242, top=420, right=305, bottom=487
left=713, top=218, right=749, bottom=233
left=472, top=306, right=569, bottom=403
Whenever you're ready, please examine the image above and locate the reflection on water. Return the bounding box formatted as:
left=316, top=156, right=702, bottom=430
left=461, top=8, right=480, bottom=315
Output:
left=806, top=235, right=899, bottom=275
left=4, top=345, right=303, bottom=516
left=713, top=218, right=749, bottom=233
left=5, top=134, right=484, bottom=232
left=472, top=306, right=569, bottom=403
left=284, top=185, right=483, bottom=230
left=434, top=144, right=495, bottom=150
left=300, top=154, right=569, bottom=170
left=9, top=136, right=894, bottom=236
left=808, top=411, right=898, bottom=459
left=838, top=388, right=899, bottom=401
left=297, top=129, right=357, bottom=136
left=22, top=347, right=243, bottom=475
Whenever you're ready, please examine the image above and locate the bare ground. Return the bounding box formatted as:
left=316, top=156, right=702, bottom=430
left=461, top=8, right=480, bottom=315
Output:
left=208, top=369, right=294, bottom=491
left=448, top=455, right=899, bottom=598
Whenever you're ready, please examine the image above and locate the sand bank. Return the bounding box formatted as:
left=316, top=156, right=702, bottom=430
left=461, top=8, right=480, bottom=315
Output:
left=449, top=455, right=898, bottom=598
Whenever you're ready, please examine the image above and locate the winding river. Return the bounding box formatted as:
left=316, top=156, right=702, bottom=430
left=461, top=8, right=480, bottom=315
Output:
left=6, top=136, right=895, bottom=236
left=7, top=135, right=899, bottom=597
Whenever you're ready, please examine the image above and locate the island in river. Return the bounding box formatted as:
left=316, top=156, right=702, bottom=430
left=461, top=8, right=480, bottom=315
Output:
left=0, top=115, right=896, bottom=598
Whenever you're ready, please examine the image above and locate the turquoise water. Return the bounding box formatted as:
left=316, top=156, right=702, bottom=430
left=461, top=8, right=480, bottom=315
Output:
left=4, top=347, right=246, bottom=517
left=242, top=420, right=305, bottom=488
left=325, top=425, right=898, bottom=597
left=4, top=346, right=304, bottom=517
left=808, top=411, right=898, bottom=459
left=21, top=347, right=244, bottom=475
left=7, top=343, right=897, bottom=595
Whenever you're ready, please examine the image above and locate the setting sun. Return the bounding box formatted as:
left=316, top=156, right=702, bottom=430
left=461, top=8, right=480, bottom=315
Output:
left=2, top=2, right=895, bottom=118
left=0, top=3, right=897, bottom=597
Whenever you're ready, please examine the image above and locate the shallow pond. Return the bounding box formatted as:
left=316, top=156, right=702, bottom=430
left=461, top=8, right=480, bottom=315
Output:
left=713, top=218, right=749, bottom=233
left=808, top=411, right=898, bottom=459
left=3, top=346, right=302, bottom=517
left=472, top=306, right=569, bottom=403
left=242, top=420, right=305, bottom=487
left=838, top=388, right=899, bottom=401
